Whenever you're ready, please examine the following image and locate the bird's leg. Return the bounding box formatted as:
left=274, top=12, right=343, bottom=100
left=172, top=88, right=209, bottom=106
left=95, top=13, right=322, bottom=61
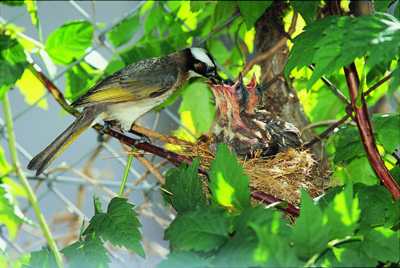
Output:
left=100, top=121, right=113, bottom=135
left=128, top=129, right=152, bottom=145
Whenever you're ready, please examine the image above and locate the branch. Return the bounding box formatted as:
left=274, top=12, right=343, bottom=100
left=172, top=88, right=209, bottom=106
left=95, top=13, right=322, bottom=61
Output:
left=363, top=70, right=393, bottom=96
left=328, top=1, right=400, bottom=200
left=30, top=62, right=300, bottom=216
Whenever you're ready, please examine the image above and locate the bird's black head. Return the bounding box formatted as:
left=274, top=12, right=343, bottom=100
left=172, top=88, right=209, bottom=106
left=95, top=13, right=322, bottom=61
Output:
left=187, top=47, right=222, bottom=84
left=234, top=72, right=249, bottom=105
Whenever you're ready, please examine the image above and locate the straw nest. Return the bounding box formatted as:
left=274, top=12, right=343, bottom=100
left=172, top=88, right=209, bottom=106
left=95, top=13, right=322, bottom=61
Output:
left=173, top=135, right=332, bottom=207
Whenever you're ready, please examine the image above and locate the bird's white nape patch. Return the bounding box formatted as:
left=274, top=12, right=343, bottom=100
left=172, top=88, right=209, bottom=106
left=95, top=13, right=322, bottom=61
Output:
left=190, top=47, right=214, bottom=67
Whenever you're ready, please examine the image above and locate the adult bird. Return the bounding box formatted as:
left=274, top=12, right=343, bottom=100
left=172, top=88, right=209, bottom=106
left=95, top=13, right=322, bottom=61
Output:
left=28, top=47, right=222, bottom=176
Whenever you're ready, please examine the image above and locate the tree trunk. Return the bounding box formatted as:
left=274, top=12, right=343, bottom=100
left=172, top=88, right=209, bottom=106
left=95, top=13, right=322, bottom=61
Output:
left=254, top=2, right=325, bottom=159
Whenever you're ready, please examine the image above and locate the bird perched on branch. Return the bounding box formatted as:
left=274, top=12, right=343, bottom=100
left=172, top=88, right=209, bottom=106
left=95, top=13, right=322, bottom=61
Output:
left=209, top=73, right=302, bottom=157
left=28, top=48, right=222, bottom=176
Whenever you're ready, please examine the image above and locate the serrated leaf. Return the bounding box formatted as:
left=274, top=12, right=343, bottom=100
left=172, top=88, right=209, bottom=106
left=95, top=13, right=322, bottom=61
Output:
left=0, top=184, right=35, bottom=239
left=308, top=13, right=400, bottom=89
left=107, top=14, right=141, bottom=48
left=361, top=227, right=400, bottom=263
left=290, top=1, right=319, bottom=25
left=189, top=1, right=206, bottom=13
left=93, top=196, right=103, bottom=214
left=237, top=1, right=272, bottom=30
left=385, top=200, right=400, bottom=228
left=291, top=189, right=331, bottom=259
left=357, top=185, right=392, bottom=225
left=316, top=186, right=344, bottom=210
left=208, top=143, right=251, bottom=211
left=178, top=81, right=215, bottom=133
left=158, top=251, right=211, bottom=268
left=0, top=35, right=28, bottom=100
left=371, top=113, right=400, bottom=154
left=61, top=235, right=111, bottom=268
left=164, top=205, right=229, bottom=252
left=325, top=183, right=360, bottom=239
left=337, top=126, right=360, bottom=146
left=16, top=69, right=48, bottom=110
left=83, top=197, right=145, bottom=258
left=163, top=158, right=206, bottom=213
left=45, top=21, right=93, bottom=65
left=334, top=140, right=366, bottom=164
left=344, top=156, right=379, bottom=185
left=27, top=247, right=57, bottom=268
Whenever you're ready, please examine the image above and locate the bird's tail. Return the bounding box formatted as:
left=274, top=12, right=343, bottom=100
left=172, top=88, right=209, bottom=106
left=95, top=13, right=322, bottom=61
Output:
left=27, top=108, right=97, bottom=176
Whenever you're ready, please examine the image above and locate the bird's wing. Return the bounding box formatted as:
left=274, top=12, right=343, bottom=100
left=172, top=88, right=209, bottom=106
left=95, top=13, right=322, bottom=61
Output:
left=71, top=57, right=179, bottom=108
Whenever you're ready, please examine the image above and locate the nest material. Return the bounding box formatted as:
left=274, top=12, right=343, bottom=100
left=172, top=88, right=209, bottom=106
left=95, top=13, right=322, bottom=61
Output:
left=175, top=135, right=331, bottom=206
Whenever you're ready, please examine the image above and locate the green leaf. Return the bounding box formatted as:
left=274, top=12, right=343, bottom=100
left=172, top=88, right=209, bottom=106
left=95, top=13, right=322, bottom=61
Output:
left=83, top=197, right=145, bottom=258
left=388, top=66, right=399, bottom=97
left=285, top=15, right=340, bottom=82
left=107, top=14, right=141, bottom=48
left=374, top=0, right=392, bottom=12
left=65, top=61, right=97, bottom=102
left=325, top=183, right=360, bottom=239
left=371, top=113, right=400, bottom=154
left=0, top=35, right=28, bottom=100
left=0, top=184, right=35, bottom=239
left=45, top=21, right=93, bottom=65
left=361, top=227, right=400, bottom=263
left=158, top=251, right=211, bottom=268
left=189, top=1, right=206, bottom=13
left=395, top=1, right=400, bottom=21
left=178, top=81, right=215, bottom=133
left=308, top=13, right=400, bottom=89
left=61, top=234, right=111, bottom=268
left=0, top=146, right=12, bottom=176
left=26, top=247, right=57, bottom=268
left=334, top=140, right=365, bottom=164
left=343, top=156, right=379, bottom=186
left=290, top=1, right=319, bottom=25
left=164, top=205, right=229, bottom=252
left=25, top=0, right=42, bottom=42
left=316, top=186, right=344, bottom=210
left=93, top=196, right=103, bottom=214
left=237, top=1, right=272, bottom=30
left=163, top=158, right=206, bottom=213
left=291, top=189, right=331, bottom=259
left=208, top=143, right=251, bottom=211
left=385, top=200, right=400, bottom=228
left=1, top=1, right=25, bottom=6
left=357, top=185, right=392, bottom=225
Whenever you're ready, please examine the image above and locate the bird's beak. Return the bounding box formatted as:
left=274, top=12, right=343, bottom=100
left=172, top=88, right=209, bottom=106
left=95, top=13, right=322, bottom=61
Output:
left=238, top=72, right=244, bottom=85
left=210, top=73, right=222, bottom=85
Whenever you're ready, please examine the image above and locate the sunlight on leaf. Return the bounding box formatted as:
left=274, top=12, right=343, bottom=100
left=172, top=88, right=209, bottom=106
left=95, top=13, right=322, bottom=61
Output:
left=16, top=69, right=48, bottom=110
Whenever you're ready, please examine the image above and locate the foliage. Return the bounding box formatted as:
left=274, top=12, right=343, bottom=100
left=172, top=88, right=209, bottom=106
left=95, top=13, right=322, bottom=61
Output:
left=0, top=1, right=399, bottom=267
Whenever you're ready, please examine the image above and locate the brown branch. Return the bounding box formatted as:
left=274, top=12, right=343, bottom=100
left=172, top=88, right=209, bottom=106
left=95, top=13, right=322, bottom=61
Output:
left=363, top=71, right=394, bottom=96
left=29, top=61, right=300, bottom=216
left=344, top=64, right=400, bottom=200
left=304, top=112, right=353, bottom=149
left=327, top=1, right=400, bottom=200
left=240, top=11, right=298, bottom=79
left=134, top=154, right=165, bottom=185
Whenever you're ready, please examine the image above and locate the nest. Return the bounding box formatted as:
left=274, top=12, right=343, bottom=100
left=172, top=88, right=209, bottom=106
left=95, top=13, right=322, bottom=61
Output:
left=173, top=135, right=332, bottom=207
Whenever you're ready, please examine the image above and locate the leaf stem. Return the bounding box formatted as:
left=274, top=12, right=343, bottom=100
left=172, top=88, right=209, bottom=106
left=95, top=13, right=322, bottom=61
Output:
left=119, top=150, right=134, bottom=198
left=2, top=93, right=64, bottom=267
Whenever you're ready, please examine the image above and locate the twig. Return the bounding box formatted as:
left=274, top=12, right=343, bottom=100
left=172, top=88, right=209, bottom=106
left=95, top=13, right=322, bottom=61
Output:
left=240, top=12, right=298, bottom=79
left=301, top=119, right=357, bottom=133
left=2, top=93, right=64, bottom=267
left=363, top=71, right=394, bottom=96
left=131, top=125, right=191, bottom=146
left=304, top=113, right=353, bottom=148
left=134, top=155, right=165, bottom=185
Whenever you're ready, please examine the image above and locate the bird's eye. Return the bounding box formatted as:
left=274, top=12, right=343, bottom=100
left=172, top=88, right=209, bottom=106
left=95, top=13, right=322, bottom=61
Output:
left=256, top=85, right=262, bottom=93
left=236, top=84, right=242, bottom=92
